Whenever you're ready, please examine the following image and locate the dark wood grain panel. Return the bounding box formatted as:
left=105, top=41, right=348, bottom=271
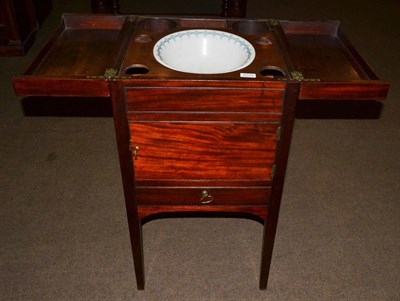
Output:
left=125, top=87, right=284, bottom=113
left=128, top=112, right=281, bottom=122
left=180, top=19, right=227, bottom=29
left=33, top=28, right=121, bottom=77
left=135, top=179, right=272, bottom=187
left=136, top=187, right=270, bottom=205
left=279, top=20, right=339, bottom=35
left=130, top=122, right=278, bottom=181
left=13, top=77, right=110, bottom=97
left=137, top=205, right=268, bottom=221
left=284, top=34, right=364, bottom=81
left=277, top=21, right=389, bottom=101
left=63, top=14, right=125, bottom=29
left=123, top=80, right=287, bottom=90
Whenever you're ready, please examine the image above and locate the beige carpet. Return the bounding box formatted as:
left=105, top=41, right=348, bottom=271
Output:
left=1, top=0, right=399, bottom=300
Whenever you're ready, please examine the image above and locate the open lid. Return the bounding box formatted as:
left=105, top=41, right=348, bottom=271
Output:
left=277, top=20, right=389, bottom=100
left=13, top=15, right=389, bottom=101
left=12, top=14, right=129, bottom=97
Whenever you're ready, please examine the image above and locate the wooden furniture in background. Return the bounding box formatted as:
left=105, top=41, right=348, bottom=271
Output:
left=0, top=0, right=52, bottom=56
left=91, top=0, right=247, bottom=17
left=91, top=0, right=120, bottom=14
left=222, top=0, right=247, bottom=17
left=33, top=0, right=53, bottom=25
left=13, top=15, right=389, bottom=290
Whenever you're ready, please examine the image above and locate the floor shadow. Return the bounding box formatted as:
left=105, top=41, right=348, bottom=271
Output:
left=141, top=211, right=265, bottom=226
left=21, top=97, right=113, bottom=117
left=295, top=99, right=383, bottom=119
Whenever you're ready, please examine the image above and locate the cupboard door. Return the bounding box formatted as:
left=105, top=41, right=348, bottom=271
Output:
left=130, top=122, right=279, bottom=183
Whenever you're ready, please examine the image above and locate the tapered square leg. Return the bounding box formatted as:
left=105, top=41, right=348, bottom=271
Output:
left=127, top=213, right=145, bottom=290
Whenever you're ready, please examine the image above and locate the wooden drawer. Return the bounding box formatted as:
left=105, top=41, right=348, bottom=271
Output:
left=135, top=187, right=271, bottom=205
left=124, top=87, right=284, bottom=113
left=130, top=122, right=279, bottom=182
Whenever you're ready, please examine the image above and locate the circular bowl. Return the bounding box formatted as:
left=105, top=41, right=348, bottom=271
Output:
left=153, top=29, right=256, bottom=74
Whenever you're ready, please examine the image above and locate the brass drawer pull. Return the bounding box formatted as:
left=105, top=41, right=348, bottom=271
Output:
left=200, top=190, right=214, bottom=204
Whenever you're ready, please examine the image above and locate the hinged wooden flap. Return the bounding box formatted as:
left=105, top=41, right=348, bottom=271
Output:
left=12, top=14, right=129, bottom=97
left=13, top=15, right=389, bottom=100
left=279, top=20, right=389, bottom=100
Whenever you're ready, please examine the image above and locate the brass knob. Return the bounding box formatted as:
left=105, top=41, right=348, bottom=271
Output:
left=133, top=146, right=140, bottom=160
left=200, top=190, right=214, bottom=204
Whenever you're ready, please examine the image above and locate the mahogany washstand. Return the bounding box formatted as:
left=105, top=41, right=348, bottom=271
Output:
left=13, top=14, right=389, bottom=290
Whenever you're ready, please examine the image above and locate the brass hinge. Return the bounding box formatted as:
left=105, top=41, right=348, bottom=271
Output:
left=85, top=68, right=119, bottom=79
left=290, top=71, right=304, bottom=81
left=290, top=71, right=320, bottom=82
left=276, top=126, right=281, bottom=141
left=271, top=164, right=277, bottom=180
left=104, top=68, right=118, bottom=79
left=268, top=19, right=280, bottom=27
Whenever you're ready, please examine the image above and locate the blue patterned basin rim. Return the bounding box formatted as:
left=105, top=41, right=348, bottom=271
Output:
left=153, top=29, right=256, bottom=74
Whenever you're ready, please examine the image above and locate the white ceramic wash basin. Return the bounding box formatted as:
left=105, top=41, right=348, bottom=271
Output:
left=153, top=29, right=256, bottom=74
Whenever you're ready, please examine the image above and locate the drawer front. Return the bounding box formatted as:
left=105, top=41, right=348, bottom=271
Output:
left=130, top=122, right=279, bottom=182
left=125, top=87, right=284, bottom=113
left=136, top=187, right=271, bottom=205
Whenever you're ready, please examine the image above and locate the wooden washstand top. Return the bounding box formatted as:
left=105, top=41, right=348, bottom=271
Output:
left=13, top=14, right=388, bottom=101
